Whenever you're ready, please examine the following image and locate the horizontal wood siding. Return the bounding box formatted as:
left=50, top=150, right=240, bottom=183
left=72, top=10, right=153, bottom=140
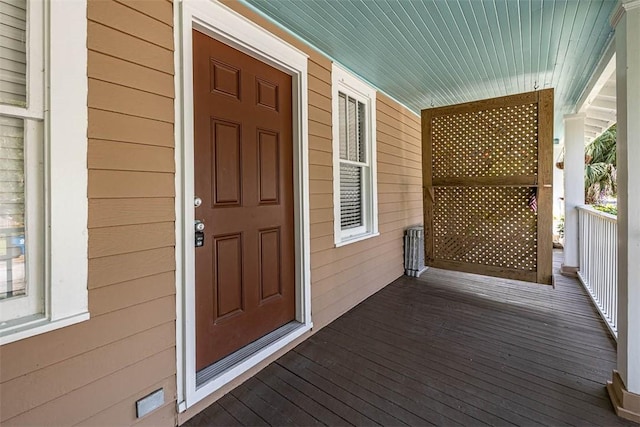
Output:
left=310, top=91, right=423, bottom=329
left=0, top=1, right=176, bottom=426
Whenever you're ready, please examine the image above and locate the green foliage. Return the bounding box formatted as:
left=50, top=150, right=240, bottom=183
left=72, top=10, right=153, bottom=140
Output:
left=586, top=124, right=616, bottom=165
left=585, top=124, right=617, bottom=204
left=593, top=204, right=617, bottom=216
left=556, top=216, right=564, bottom=238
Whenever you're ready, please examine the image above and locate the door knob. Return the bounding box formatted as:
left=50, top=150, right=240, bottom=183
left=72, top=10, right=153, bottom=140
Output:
left=195, top=220, right=205, bottom=231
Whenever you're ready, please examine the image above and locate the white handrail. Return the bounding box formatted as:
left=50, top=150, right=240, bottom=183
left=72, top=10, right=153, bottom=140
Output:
left=577, top=205, right=617, bottom=338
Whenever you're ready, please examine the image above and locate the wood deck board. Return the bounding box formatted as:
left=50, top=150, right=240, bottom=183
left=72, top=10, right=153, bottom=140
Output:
left=184, top=403, right=240, bottom=427
left=234, top=377, right=324, bottom=427
left=185, top=251, right=635, bottom=426
left=347, top=295, right=615, bottom=377
left=282, top=351, right=436, bottom=426
left=294, top=338, right=513, bottom=426
left=276, top=352, right=397, bottom=426
left=324, top=316, right=612, bottom=411
left=324, top=319, right=612, bottom=426
left=322, top=322, right=586, bottom=427
left=255, top=364, right=352, bottom=426
left=216, top=394, right=268, bottom=427
left=229, top=379, right=303, bottom=426
left=320, top=326, right=608, bottom=425
left=266, top=362, right=368, bottom=425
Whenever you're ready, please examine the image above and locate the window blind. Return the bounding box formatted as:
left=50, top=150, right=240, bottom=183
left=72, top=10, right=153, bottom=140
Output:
left=340, top=163, right=362, bottom=229
left=339, top=93, right=366, bottom=163
left=0, top=116, right=24, bottom=222
left=339, top=93, right=347, bottom=160
left=347, top=97, right=357, bottom=161
left=0, top=0, right=27, bottom=107
left=0, top=115, right=25, bottom=299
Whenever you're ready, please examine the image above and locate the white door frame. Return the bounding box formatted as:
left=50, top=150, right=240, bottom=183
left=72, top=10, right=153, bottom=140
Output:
left=173, top=0, right=312, bottom=410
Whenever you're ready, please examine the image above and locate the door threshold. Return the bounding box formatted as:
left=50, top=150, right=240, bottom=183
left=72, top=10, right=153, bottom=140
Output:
left=196, top=321, right=304, bottom=388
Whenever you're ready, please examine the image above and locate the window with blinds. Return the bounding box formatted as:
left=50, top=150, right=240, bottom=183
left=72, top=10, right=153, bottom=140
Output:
left=332, top=65, right=378, bottom=246
left=338, top=93, right=367, bottom=230
left=0, top=0, right=28, bottom=303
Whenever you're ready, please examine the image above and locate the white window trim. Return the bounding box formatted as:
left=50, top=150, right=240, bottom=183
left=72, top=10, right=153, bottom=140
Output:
left=332, top=64, right=379, bottom=247
left=174, top=0, right=311, bottom=411
left=0, top=0, right=89, bottom=345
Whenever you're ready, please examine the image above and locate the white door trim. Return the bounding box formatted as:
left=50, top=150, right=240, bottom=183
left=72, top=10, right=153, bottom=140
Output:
left=174, top=0, right=312, bottom=410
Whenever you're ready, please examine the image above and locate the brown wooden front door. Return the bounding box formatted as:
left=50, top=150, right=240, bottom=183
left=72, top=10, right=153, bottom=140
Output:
left=422, top=90, right=554, bottom=285
left=192, top=30, right=296, bottom=371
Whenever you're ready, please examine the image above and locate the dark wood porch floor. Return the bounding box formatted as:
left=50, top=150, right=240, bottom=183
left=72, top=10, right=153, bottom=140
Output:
left=185, top=251, right=634, bottom=426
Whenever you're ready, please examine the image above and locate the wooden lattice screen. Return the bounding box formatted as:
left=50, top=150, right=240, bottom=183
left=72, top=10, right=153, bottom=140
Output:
left=422, top=89, right=554, bottom=284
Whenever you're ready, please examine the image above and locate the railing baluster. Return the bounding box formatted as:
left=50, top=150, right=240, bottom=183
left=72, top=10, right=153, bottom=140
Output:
left=576, top=205, right=617, bottom=338
left=607, top=222, right=618, bottom=325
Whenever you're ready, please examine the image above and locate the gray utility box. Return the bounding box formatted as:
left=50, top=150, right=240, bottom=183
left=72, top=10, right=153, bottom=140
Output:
left=404, top=225, right=428, bottom=277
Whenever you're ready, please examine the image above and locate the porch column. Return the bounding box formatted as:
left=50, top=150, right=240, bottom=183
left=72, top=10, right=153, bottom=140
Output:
left=607, top=0, right=640, bottom=423
left=561, top=113, right=585, bottom=276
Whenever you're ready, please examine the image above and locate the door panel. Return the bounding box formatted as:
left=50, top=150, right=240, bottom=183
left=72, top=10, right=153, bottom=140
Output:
left=212, top=119, right=241, bottom=206
left=421, top=90, right=554, bottom=285
left=213, top=233, right=243, bottom=321
left=258, top=130, right=280, bottom=204
left=259, top=227, right=282, bottom=302
left=193, top=30, right=295, bottom=370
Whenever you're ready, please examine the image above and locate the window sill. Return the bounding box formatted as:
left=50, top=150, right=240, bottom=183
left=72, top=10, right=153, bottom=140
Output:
left=0, top=311, right=90, bottom=346
left=335, top=232, right=380, bottom=248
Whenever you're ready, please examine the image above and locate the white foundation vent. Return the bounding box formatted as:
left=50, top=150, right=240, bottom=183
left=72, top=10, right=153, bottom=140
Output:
left=404, top=226, right=428, bottom=277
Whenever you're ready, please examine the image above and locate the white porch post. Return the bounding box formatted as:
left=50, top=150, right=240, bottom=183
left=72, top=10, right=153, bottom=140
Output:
left=561, top=113, right=585, bottom=276
left=607, top=1, right=640, bottom=423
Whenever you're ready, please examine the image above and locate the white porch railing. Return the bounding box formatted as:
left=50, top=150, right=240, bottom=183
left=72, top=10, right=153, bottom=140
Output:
left=577, top=205, right=617, bottom=338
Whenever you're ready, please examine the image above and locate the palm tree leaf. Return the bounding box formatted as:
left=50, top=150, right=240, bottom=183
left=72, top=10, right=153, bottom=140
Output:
left=584, top=124, right=616, bottom=203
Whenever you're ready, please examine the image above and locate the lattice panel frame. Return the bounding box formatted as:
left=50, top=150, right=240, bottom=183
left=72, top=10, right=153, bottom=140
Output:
left=422, top=89, right=554, bottom=285
left=433, top=187, right=537, bottom=271
left=431, top=103, right=538, bottom=179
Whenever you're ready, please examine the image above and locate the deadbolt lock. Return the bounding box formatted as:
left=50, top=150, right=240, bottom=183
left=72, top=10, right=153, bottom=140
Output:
left=195, top=220, right=205, bottom=247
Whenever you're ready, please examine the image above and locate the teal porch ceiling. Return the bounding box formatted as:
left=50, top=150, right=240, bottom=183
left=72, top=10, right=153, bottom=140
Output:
left=241, top=0, right=617, bottom=139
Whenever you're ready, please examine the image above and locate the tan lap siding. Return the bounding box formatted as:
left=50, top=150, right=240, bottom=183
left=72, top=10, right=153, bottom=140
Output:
left=0, top=1, right=176, bottom=426
left=311, top=93, right=422, bottom=328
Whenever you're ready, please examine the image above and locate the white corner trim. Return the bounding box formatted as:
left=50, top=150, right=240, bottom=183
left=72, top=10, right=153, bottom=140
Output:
left=575, top=41, right=615, bottom=113
left=173, top=0, right=186, bottom=409
left=175, top=0, right=311, bottom=411
left=563, top=113, right=587, bottom=121
left=47, top=0, right=88, bottom=322
left=611, top=0, right=640, bottom=27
